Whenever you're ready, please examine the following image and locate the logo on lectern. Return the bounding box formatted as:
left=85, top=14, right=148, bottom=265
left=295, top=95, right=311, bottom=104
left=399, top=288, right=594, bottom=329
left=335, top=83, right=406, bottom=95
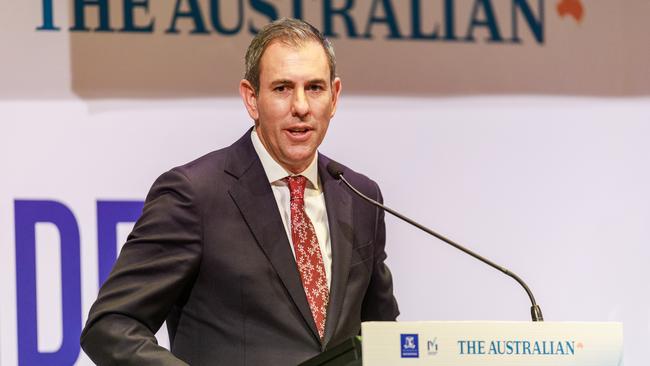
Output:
left=400, top=334, right=419, bottom=358
left=427, top=338, right=439, bottom=355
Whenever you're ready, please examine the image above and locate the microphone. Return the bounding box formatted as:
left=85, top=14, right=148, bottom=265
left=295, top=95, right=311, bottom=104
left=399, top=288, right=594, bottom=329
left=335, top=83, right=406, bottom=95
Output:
left=327, top=162, right=544, bottom=322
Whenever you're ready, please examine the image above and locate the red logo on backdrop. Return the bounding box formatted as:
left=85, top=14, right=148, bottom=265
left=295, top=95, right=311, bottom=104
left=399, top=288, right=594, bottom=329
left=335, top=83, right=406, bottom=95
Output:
left=557, top=0, right=584, bottom=23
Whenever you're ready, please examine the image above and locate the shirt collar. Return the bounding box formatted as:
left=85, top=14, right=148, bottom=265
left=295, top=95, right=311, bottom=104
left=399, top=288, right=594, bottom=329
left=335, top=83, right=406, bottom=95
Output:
left=251, top=128, right=320, bottom=189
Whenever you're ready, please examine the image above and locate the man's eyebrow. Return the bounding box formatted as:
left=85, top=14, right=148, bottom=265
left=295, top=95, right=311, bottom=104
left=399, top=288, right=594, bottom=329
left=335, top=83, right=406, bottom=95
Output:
left=269, top=79, right=328, bottom=87
left=307, top=78, right=327, bottom=85
left=270, top=79, right=293, bottom=86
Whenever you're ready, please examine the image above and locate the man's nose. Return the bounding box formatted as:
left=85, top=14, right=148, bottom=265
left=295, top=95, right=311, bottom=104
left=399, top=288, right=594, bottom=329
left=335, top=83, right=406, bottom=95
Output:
left=291, top=88, right=309, bottom=118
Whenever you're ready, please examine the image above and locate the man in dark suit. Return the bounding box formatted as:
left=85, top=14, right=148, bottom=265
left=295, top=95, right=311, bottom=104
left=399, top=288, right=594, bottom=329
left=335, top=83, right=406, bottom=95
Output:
left=81, top=18, right=399, bottom=365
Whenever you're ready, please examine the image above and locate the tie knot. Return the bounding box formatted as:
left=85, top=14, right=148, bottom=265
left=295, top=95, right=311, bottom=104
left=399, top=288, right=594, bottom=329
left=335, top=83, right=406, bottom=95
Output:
left=286, top=175, right=307, bottom=201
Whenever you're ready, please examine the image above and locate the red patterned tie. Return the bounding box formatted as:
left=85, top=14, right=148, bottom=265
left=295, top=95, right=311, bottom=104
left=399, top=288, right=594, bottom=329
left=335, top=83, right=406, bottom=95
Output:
left=286, top=175, right=329, bottom=340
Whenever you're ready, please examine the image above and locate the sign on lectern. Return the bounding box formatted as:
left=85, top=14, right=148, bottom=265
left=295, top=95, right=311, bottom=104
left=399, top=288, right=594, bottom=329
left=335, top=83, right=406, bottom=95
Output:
left=362, top=321, right=623, bottom=366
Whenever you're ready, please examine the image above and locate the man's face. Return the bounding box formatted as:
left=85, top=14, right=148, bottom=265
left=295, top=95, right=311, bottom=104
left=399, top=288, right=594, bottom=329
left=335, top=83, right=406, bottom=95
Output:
left=240, top=40, right=342, bottom=174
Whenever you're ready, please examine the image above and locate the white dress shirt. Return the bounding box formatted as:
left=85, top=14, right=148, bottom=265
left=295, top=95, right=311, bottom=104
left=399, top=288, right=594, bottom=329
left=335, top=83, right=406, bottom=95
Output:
left=251, top=129, right=332, bottom=289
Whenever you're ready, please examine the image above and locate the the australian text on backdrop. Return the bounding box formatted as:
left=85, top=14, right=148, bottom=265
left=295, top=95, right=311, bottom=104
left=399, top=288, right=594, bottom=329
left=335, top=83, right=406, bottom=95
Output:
left=2, top=0, right=649, bottom=98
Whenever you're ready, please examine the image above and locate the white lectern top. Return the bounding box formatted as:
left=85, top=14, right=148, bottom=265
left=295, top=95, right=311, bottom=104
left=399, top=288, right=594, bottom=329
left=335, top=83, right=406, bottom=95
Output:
left=362, top=321, right=622, bottom=366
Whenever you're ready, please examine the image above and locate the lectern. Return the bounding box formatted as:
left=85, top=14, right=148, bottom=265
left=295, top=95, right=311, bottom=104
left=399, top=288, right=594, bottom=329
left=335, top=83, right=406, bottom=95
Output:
left=300, top=321, right=623, bottom=366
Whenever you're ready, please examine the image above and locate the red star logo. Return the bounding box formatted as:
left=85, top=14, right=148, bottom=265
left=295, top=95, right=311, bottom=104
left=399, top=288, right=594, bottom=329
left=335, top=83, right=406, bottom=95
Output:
left=557, top=0, right=584, bottom=23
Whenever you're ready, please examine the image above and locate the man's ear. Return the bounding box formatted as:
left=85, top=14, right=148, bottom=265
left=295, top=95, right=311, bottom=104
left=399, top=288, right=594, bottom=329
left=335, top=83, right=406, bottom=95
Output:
left=329, top=76, right=342, bottom=118
left=239, top=79, right=259, bottom=120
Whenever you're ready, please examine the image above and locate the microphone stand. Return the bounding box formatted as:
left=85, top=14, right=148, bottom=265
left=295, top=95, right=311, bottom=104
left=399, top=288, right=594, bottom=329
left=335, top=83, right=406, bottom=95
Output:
left=333, top=170, right=543, bottom=322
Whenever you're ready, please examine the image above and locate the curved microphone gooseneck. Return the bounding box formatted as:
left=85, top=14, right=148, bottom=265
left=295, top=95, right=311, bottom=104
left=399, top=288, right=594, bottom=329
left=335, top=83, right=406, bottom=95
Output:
left=327, top=162, right=543, bottom=322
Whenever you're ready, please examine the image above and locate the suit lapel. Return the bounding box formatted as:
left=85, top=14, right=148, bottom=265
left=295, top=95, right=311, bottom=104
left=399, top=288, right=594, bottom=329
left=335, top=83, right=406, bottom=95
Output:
left=226, top=132, right=321, bottom=341
left=319, top=156, right=354, bottom=347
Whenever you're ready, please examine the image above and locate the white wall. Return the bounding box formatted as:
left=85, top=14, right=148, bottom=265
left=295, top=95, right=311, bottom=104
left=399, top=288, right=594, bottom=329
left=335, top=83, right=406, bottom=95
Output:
left=1, top=96, right=648, bottom=365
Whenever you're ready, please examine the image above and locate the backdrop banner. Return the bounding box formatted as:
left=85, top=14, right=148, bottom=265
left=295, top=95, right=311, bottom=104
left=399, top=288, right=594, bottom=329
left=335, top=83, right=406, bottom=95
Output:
left=2, top=0, right=649, bottom=99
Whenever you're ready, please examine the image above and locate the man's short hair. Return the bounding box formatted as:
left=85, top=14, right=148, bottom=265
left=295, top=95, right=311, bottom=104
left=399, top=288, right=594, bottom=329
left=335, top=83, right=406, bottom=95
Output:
left=244, top=18, right=337, bottom=94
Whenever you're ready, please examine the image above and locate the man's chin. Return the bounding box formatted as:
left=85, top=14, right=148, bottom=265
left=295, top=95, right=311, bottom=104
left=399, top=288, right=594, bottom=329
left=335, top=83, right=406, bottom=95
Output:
left=281, top=152, right=317, bottom=173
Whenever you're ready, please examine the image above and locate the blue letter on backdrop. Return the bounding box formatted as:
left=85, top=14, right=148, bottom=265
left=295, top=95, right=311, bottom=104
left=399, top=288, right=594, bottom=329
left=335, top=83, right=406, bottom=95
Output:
left=121, top=0, right=155, bottom=33
left=323, top=0, right=359, bottom=38
left=15, top=200, right=81, bottom=366
left=37, top=0, right=60, bottom=31
left=70, top=0, right=114, bottom=32
left=209, top=0, right=244, bottom=35
left=97, top=200, right=144, bottom=286
left=166, top=0, right=209, bottom=34
left=466, top=0, right=503, bottom=42
left=248, top=0, right=278, bottom=34
left=511, top=0, right=544, bottom=44
left=364, top=0, right=402, bottom=39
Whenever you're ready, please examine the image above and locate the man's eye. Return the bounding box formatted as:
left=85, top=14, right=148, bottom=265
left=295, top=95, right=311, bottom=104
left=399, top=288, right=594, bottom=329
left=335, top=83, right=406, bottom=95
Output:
left=274, top=85, right=286, bottom=92
left=308, top=85, right=323, bottom=92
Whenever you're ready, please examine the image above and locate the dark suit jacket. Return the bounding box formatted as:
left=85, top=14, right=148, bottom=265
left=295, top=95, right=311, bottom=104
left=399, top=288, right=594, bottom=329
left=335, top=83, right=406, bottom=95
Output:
left=81, top=130, right=399, bottom=365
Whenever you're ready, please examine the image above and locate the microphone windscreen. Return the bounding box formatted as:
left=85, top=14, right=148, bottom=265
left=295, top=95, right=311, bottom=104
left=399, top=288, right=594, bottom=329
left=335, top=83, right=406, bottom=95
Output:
left=326, top=162, right=345, bottom=179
